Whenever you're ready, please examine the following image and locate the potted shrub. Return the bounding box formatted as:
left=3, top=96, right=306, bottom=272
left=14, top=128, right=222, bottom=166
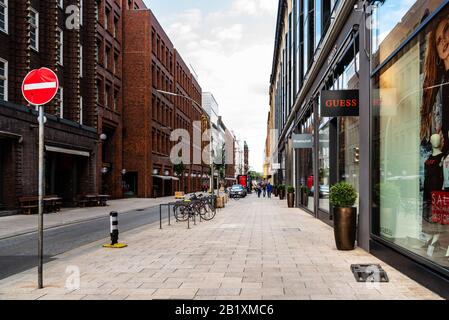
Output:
left=375, top=182, right=400, bottom=238
left=300, top=186, right=309, bottom=207
left=287, top=186, right=295, bottom=208
left=329, top=182, right=358, bottom=251
left=278, top=185, right=286, bottom=200
left=273, top=184, right=279, bottom=197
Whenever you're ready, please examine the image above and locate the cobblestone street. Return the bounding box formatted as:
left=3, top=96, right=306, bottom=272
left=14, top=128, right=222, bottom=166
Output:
left=0, top=195, right=442, bottom=300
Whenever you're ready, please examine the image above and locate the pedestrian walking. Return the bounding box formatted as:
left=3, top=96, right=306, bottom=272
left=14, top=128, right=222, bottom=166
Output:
left=257, top=184, right=262, bottom=198
left=267, top=183, right=273, bottom=198
left=263, top=183, right=267, bottom=198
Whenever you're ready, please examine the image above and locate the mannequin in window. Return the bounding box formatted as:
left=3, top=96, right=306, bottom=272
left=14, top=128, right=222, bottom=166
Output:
left=423, top=134, right=446, bottom=255
left=423, top=134, right=444, bottom=222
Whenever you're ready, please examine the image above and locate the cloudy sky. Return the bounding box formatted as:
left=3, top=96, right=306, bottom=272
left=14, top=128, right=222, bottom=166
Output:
left=143, top=0, right=278, bottom=172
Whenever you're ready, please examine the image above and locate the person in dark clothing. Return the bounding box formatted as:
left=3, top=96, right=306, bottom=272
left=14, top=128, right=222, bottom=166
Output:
left=256, top=184, right=262, bottom=198
left=267, top=183, right=273, bottom=198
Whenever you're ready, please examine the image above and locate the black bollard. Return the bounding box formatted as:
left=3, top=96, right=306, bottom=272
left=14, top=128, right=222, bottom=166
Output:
left=110, top=211, right=119, bottom=245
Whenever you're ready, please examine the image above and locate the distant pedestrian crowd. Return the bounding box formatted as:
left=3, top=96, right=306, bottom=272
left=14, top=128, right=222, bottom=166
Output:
left=255, top=180, right=272, bottom=199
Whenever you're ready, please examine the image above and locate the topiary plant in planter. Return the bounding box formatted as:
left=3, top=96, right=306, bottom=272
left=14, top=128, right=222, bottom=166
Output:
left=287, top=186, right=295, bottom=207
left=278, top=184, right=286, bottom=200
left=273, top=184, right=279, bottom=197
left=301, top=185, right=310, bottom=207
left=330, top=182, right=358, bottom=251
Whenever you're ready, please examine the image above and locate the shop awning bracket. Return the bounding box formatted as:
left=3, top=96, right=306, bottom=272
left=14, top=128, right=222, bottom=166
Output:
left=350, top=264, right=389, bottom=283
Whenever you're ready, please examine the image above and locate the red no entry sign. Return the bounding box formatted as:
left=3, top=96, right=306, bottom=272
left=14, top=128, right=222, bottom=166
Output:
left=21, top=68, right=59, bottom=106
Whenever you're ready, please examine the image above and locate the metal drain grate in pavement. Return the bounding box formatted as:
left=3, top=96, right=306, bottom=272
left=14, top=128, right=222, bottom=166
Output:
left=282, top=228, right=301, bottom=232
left=351, top=264, right=389, bottom=283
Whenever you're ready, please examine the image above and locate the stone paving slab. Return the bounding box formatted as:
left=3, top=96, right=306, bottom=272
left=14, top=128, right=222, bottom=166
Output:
left=0, top=195, right=443, bottom=300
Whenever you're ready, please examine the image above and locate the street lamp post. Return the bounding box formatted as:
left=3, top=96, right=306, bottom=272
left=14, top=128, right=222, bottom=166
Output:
left=155, top=89, right=214, bottom=195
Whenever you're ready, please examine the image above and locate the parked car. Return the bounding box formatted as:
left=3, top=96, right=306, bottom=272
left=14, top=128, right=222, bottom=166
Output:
left=310, top=184, right=330, bottom=198
left=229, top=184, right=247, bottom=198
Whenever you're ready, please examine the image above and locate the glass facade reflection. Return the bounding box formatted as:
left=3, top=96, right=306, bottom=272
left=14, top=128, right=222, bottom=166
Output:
left=372, top=1, right=449, bottom=270
left=298, top=110, right=315, bottom=213
left=270, top=0, right=449, bottom=297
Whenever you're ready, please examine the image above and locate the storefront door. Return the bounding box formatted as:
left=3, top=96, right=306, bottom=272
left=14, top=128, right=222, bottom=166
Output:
left=317, top=38, right=360, bottom=220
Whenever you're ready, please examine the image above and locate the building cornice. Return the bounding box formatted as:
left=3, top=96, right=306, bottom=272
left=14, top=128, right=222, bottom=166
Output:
left=270, top=0, right=288, bottom=84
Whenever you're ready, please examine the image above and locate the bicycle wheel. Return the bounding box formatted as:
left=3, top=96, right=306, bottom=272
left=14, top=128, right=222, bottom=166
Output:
left=174, top=204, right=190, bottom=222
left=200, top=202, right=216, bottom=220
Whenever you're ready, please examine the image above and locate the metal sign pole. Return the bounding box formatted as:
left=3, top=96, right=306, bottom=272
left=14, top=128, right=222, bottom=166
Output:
left=38, top=105, right=44, bottom=289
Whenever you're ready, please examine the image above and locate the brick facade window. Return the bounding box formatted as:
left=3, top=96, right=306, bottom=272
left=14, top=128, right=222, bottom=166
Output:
left=57, top=28, right=63, bottom=66
left=55, top=87, right=63, bottom=118
left=80, top=0, right=83, bottom=26
left=79, top=96, right=83, bottom=125
left=0, top=0, right=8, bottom=34
left=105, top=46, right=110, bottom=69
left=105, top=84, right=110, bottom=108
left=29, top=8, right=39, bottom=51
left=105, top=7, right=110, bottom=30
left=114, top=89, right=118, bottom=111
left=0, top=58, right=7, bottom=101
left=80, top=45, right=83, bottom=77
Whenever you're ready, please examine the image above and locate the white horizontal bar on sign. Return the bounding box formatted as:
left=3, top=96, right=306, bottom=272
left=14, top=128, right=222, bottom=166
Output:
left=24, top=82, right=57, bottom=90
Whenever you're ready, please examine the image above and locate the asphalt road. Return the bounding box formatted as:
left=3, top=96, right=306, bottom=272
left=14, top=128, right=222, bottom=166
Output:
left=0, top=205, right=170, bottom=280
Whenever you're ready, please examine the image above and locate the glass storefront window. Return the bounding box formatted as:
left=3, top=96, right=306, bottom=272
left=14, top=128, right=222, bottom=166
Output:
left=319, top=119, right=330, bottom=212
left=371, top=0, right=443, bottom=68
left=372, top=4, right=449, bottom=270
left=298, top=110, right=315, bottom=213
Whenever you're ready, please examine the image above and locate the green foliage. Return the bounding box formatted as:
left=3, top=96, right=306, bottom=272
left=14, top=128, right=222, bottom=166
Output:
left=330, top=182, right=357, bottom=208
left=277, top=184, right=286, bottom=191
left=287, top=186, right=295, bottom=193
left=174, top=162, right=186, bottom=176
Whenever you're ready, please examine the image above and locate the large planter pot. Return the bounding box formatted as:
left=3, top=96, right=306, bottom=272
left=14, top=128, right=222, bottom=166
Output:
left=302, top=191, right=308, bottom=207
left=299, top=190, right=304, bottom=205
left=279, top=190, right=285, bottom=200
left=274, top=189, right=278, bottom=197
left=333, top=207, right=357, bottom=251
left=287, top=193, right=295, bottom=208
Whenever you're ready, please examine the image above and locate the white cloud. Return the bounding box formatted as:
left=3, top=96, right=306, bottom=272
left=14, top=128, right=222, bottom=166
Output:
left=213, top=24, right=243, bottom=41
left=150, top=0, right=278, bottom=172
left=231, top=0, right=278, bottom=16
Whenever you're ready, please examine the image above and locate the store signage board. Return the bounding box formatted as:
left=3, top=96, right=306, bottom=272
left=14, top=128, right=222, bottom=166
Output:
left=272, top=163, right=281, bottom=170
left=293, top=134, right=313, bottom=149
left=321, top=90, right=359, bottom=117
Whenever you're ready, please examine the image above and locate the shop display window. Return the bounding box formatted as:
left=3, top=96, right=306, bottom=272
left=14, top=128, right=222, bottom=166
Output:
left=372, top=2, right=449, bottom=269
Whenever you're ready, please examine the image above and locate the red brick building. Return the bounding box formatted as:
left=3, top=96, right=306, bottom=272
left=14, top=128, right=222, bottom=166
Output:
left=0, top=0, right=210, bottom=213
left=0, top=0, right=98, bottom=210
left=122, top=7, right=208, bottom=198
left=95, top=0, right=146, bottom=198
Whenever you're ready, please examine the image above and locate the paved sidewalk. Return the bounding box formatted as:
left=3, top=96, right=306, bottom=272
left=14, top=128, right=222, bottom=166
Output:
left=0, top=196, right=179, bottom=240
left=0, top=195, right=442, bottom=300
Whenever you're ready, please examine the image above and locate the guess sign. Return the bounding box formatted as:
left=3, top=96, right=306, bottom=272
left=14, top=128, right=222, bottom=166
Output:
left=431, top=191, right=449, bottom=225
left=321, top=90, right=359, bottom=117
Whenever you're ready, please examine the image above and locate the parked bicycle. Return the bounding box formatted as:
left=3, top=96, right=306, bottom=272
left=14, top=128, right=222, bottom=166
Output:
left=173, top=193, right=217, bottom=222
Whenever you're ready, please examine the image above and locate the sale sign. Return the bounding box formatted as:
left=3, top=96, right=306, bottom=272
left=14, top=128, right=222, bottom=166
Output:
left=431, top=191, right=449, bottom=225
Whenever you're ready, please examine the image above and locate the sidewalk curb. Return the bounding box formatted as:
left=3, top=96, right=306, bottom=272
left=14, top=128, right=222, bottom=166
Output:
left=0, top=204, right=162, bottom=241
